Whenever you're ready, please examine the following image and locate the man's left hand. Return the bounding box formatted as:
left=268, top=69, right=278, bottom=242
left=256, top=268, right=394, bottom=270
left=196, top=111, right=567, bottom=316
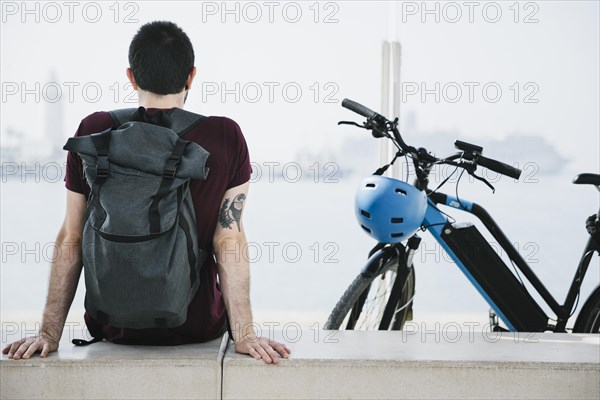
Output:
left=234, top=336, right=291, bottom=364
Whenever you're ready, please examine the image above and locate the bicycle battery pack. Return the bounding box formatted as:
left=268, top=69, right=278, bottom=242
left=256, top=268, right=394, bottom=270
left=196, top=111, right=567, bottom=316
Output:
left=441, top=223, right=548, bottom=331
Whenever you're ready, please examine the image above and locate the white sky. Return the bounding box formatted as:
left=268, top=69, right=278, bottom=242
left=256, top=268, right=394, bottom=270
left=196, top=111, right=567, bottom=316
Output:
left=1, top=1, right=599, bottom=171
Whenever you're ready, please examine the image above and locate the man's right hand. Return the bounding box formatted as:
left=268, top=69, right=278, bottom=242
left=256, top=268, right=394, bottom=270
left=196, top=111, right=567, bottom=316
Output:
left=2, top=334, right=59, bottom=360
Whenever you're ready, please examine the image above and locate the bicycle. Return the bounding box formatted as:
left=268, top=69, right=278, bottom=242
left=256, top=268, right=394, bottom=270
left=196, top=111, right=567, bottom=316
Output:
left=324, top=98, right=600, bottom=333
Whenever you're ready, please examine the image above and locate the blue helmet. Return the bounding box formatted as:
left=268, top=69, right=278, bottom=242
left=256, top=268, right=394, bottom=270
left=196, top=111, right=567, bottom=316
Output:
left=355, top=175, right=427, bottom=243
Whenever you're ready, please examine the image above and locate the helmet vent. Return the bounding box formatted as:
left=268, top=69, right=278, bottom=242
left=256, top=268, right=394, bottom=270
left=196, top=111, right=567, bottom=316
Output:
left=391, top=218, right=404, bottom=223
left=395, top=188, right=407, bottom=196
left=361, top=225, right=372, bottom=233
left=360, top=210, right=372, bottom=219
left=391, top=232, right=404, bottom=238
left=366, top=183, right=376, bottom=189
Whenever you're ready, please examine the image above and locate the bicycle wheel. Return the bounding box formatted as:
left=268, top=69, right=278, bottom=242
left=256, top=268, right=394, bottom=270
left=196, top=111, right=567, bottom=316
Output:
left=324, top=257, right=415, bottom=330
left=573, top=285, right=600, bottom=333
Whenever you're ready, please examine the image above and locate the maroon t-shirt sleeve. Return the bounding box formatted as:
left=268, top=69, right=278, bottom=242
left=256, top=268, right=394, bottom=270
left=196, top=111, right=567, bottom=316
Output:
left=64, top=148, right=85, bottom=194
left=225, top=119, right=252, bottom=189
left=64, top=112, right=115, bottom=196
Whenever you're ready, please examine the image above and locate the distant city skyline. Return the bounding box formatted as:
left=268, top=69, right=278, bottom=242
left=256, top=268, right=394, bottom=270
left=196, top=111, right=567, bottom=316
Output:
left=292, top=110, right=569, bottom=181
left=1, top=71, right=569, bottom=181
left=1, top=69, right=68, bottom=162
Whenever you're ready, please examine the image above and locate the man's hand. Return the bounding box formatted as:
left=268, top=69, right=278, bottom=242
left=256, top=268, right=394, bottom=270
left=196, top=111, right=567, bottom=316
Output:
left=2, top=334, right=59, bottom=360
left=234, top=335, right=291, bottom=364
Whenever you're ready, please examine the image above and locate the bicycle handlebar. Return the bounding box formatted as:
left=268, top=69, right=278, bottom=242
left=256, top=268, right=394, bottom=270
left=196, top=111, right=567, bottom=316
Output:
left=340, top=98, right=523, bottom=181
left=478, top=156, right=522, bottom=180
left=341, top=98, right=379, bottom=120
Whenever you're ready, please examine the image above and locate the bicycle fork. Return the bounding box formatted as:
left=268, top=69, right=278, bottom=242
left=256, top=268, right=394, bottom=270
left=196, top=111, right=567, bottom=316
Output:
left=387, top=236, right=422, bottom=324
left=397, top=235, right=422, bottom=321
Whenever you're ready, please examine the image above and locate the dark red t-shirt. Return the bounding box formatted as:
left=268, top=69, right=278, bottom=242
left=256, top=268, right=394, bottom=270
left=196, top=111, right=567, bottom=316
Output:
left=65, top=108, right=251, bottom=345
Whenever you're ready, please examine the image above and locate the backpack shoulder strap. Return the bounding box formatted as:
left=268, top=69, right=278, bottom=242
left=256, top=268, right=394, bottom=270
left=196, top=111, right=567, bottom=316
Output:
left=167, top=108, right=207, bottom=137
left=109, top=107, right=206, bottom=137
left=109, top=108, right=138, bottom=127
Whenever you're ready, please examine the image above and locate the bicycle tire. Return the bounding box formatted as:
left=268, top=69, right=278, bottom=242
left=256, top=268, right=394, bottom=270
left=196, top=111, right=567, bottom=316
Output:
left=573, top=285, right=600, bottom=333
left=324, top=257, right=415, bottom=330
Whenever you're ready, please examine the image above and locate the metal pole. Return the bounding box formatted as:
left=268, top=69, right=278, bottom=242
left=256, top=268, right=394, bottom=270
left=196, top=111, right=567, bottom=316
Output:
left=381, top=2, right=402, bottom=179
left=391, top=41, right=402, bottom=179
left=380, top=42, right=391, bottom=174
left=380, top=41, right=402, bottom=179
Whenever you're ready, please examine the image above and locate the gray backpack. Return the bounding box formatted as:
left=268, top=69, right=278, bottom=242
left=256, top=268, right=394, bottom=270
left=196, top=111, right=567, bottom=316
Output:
left=63, top=107, right=209, bottom=335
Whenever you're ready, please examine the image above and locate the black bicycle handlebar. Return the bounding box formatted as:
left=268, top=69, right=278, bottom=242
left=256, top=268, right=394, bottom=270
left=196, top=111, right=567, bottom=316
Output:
left=340, top=98, right=522, bottom=182
left=477, top=156, right=522, bottom=180
left=341, top=98, right=378, bottom=119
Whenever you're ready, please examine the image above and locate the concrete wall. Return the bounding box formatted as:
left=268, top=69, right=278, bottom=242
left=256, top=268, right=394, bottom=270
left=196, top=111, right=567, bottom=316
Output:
left=223, top=331, right=599, bottom=399
left=2, top=330, right=599, bottom=400
left=1, top=334, right=227, bottom=400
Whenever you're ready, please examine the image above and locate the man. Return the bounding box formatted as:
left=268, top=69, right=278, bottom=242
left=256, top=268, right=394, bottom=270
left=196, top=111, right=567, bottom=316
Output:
left=2, top=21, right=290, bottom=364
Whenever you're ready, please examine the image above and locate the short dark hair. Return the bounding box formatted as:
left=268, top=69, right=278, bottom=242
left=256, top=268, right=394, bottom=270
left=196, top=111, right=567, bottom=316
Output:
left=128, top=21, right=194, bottom=95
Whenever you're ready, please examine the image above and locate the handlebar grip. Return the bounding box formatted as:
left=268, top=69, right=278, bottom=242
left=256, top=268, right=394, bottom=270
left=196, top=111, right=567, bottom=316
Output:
left=341, top=98, right=378, bottom=119
left=478, top=156, right=522, bottom=180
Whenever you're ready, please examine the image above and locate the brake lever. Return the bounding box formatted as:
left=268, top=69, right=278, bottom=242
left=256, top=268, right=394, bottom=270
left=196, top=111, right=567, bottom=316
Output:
left=468, top=170, right=496, bottom=193
left=452, top=158, right=495, bottom=192
left=338, top=120, right=389, bottom=138
left=337, top=120, right=365, bottom=128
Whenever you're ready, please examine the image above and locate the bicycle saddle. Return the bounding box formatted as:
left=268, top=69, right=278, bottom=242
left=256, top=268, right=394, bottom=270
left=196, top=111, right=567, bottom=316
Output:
left=572, top=173, right=600, bottom=186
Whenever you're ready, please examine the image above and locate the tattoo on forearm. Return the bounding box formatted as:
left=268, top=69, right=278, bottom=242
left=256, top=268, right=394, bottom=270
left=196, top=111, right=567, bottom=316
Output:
left=218, top=199, right=233, bottom=229
left=218, top=194, right=246, bottom=231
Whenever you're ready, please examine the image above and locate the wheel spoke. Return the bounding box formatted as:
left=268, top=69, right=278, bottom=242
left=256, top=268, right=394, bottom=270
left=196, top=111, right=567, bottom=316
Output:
left=355, top=269, right=396, bottom=330
left=325, top=258, right=415, bottom=332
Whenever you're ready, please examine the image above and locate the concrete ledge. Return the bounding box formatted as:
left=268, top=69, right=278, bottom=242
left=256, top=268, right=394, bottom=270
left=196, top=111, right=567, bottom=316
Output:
left=1, top=332, right=227, bottom=400
left=2, top=329, right=598, bottom=400
left=223, top=330, right=600, bottom=400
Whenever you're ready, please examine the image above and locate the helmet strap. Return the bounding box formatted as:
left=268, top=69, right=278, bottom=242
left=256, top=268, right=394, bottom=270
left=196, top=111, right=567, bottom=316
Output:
left=373, top=151, right=402, bottom=176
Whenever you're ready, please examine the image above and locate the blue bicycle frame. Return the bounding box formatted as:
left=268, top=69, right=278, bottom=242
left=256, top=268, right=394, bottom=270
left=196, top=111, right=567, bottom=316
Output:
left=424, top=194, right=536, bottom=331
left=423, top=191, right=599, bottom=332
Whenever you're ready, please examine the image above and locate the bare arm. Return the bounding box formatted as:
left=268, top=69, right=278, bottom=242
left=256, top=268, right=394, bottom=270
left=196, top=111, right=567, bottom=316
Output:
left=213, top=182, right=253, bottom=341
left=2, top=189, right=86, bottom=359
left=213, top=182, right=291, bottom=364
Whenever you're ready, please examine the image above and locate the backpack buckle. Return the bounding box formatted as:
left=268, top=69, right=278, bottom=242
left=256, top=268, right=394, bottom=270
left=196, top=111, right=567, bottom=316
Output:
left=163, top=154, right=181, bottom=179
left=163, top=169, right=176, bottom=179
left=96, top=154, right=109, bottom=178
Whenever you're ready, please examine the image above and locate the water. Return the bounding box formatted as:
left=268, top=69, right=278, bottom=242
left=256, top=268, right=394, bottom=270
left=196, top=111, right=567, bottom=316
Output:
left=1, top=170, right=599, bottom=329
